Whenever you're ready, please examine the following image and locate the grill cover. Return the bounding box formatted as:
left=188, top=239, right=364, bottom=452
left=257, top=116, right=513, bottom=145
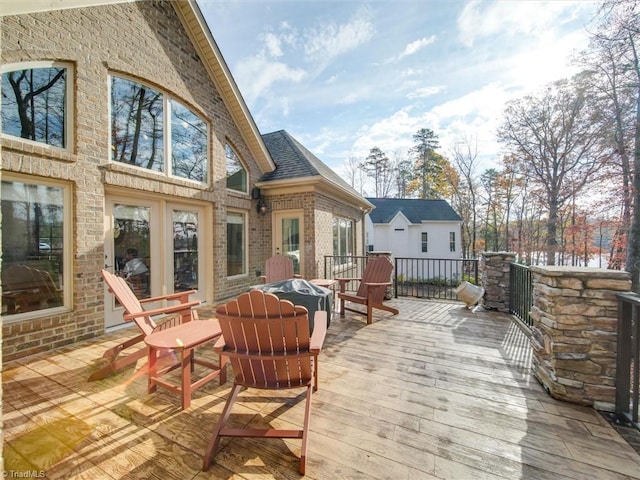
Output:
left=252, top=278, right=332, bottom=331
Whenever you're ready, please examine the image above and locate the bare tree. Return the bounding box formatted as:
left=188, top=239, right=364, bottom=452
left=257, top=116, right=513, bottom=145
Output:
left=342, top=156, right=366, bottom=195
left=498, top=78, right=606, bottom=265
left=452, top=136, right=480, bottom=257
left=585, top=0, right=640, bottom=287
left=390, top=149, right=413, bottom=198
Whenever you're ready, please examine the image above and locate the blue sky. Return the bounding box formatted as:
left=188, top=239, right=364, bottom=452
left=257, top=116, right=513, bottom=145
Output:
left=199, top=0, right=598, bottom=176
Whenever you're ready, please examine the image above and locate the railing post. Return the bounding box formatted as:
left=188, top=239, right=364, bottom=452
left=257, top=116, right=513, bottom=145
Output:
left=615, top=293, right=633, bottom=424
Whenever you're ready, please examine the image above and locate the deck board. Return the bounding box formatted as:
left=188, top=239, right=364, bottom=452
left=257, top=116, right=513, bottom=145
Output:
left=3, top=297, right=640, bottom=479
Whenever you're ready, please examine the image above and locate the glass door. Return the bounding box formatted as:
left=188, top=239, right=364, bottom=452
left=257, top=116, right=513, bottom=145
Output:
left=169, top=206, right=203, bottom=293
left=104, top=196, right=206, bottom=330
left=105, top=198, right=157, bottom=329
left=274, top=211, right=303, bottom=276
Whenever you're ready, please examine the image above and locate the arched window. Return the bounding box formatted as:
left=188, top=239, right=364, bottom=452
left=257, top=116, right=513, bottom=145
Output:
left=110, top=75, right=209, bottom=183
left=225, top=143, right=247, bottom=193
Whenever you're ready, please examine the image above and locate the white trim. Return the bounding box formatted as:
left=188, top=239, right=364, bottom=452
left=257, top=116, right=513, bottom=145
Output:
left=1, top=61, right=74, bottom=153
left=1, top=173, right=73, bottom=323
left=226, top=209, right=248, bottom=279
left=108, top=73, right=210, bottom=185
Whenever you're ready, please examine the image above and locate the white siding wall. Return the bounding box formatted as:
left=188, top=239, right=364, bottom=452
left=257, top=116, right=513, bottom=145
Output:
left=366, top=215, right=461, bottom=259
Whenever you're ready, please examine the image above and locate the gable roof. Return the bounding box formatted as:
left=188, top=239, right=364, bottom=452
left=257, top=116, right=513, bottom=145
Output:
left=260, top=130, right=373, bottom=210
left=3, top=0, right=276, bottom=174
left=366, top=198, right=462, bottom=224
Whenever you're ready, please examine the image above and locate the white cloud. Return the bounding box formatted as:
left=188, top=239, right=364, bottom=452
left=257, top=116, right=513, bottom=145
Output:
left=398, top=35, right=436, bottom=59
left=235, top=54, right=307, bottom=104
left=406, top=85, right=446, bottom=99
left=457, top=0, right=590, bottom=47
left=263, top=32, right=283, bottom=57
left=303, top=7, right=375, bottom=67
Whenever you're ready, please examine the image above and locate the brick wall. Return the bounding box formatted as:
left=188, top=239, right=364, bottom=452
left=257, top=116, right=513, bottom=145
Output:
left=1, top=2, right=261, bottom=360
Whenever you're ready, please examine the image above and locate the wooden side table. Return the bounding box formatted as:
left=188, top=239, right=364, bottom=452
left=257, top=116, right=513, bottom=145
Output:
left=144, top=319, right=226, bottom=409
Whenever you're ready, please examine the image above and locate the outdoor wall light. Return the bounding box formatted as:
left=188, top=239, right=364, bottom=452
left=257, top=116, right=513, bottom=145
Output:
left=257, top=197, right=267, bottom=215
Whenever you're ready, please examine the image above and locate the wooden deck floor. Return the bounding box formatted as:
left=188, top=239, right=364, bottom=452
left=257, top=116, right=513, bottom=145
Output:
left=3, top=298, right=640, bottom=479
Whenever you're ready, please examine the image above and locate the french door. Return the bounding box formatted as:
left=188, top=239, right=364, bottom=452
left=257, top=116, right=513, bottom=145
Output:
left=104, top=194, right=206, bottom=329
left=274, top=210, right=303, bottom=276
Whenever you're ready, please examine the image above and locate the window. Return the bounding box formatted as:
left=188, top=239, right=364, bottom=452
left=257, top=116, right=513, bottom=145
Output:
left=333, top=217, right=354, bottom=265
left=450, top=232, right=456, bottom=252
left=421, top=232, right=428, bottom=252
left=173, top=210, right=199, bottom=292
left=225, top=144, right=247, bottom=193
left=227, top=212, right=246, bottom=276
left=1, top=63, right=71, bottom=148
left=110, top=75, right=208, bottom=182
left=1, top=177, right=70, bottom=318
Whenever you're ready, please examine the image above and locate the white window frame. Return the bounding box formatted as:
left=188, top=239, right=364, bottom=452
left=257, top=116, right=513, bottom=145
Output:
left=1, top=173, right=73, bottom=323
left=225, top=143, right=248, bottom=194
left=421, top=231, right=428, bottom=252
left=333, top=217, right=355, bottom=267
left=108, top=73, right=210, bottom=184
left=1, top=61, right=74, bottom=152
left=226, top=210, right=247, bottom=278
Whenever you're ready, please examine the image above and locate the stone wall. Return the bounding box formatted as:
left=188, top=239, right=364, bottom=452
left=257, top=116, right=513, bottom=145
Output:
left=529, top=266, right=631, bottom=410
left=480, top=252, right=515, bottom=312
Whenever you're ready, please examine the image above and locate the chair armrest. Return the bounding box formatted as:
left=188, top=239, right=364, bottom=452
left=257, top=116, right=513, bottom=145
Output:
left=293, top=274, right=303, bottom=279
left=213, top=335, right=226, bottom=354
left=310, top=311, right=327, bottom=352
left=123, top=300, right=200, bottom=321
left=362, top=282, right=391, bottom=288
left=336, top=277, right=360, bottom=292
left=139, top=290, right=198, bottom=304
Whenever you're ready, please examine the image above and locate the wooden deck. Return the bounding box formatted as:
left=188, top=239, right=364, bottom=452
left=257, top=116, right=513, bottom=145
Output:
left=3, top=298, right=640, bottom=479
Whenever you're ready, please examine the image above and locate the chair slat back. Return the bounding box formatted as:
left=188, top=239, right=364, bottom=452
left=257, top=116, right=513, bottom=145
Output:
left=356, top=256, right=393, bottom=300
left=101, top=269, right=157, bottom=336
left=263, top=255, right=295, bottom=283
left=216, top=290, right=312, bottom=388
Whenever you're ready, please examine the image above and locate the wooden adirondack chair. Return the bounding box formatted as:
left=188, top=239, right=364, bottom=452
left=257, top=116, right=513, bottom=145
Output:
left=91, top=269, right=226, bottom=395
left=337, top=255, right=399, bottom=325
left=203, top=289, right=327, bottom=475
left=259, top=254, right=302, bottom=283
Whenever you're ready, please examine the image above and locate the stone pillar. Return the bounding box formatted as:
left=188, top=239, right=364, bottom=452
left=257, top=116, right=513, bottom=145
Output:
left=529, top=266, right=631, bottom=410
left=480, top=252, right=516, bottom=312
left=368, top=251, right=393, bottom=299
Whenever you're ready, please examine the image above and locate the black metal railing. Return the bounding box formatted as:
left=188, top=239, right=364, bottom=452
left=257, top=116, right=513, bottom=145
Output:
left=509, top=263, right=533, bottom=327
left=614, top=293, right=640, bottom=429
left=394, top=257, right=479, bottom=301
left=321, top=255, right=478, bottom=300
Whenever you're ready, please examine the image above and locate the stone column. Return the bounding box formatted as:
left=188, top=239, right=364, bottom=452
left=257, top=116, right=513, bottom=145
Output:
left=480, top=252, right=516, bottom=312
left=529, top=266, right=631, bottom=410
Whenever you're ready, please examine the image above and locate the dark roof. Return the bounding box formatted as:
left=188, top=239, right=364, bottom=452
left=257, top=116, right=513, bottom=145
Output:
left=366, top=198, right=462, bottom=224
left=260, top=130, right=359, bottom=194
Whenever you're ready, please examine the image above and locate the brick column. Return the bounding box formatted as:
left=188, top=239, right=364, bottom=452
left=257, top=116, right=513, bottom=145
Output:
left=530, top=266, right=631, bottom=410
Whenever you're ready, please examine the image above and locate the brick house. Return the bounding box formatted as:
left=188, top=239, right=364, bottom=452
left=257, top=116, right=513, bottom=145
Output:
left=0, top=0, right=371, bottom=362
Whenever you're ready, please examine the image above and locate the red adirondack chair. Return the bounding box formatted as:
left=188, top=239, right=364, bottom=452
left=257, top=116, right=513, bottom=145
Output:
left=92, top=270, right=226, bottom=407
left=337, top=255, right=399, bottom=324
left=203, top=289, right=327, bottom=475
left=259, top=254, right=302, bottom=283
